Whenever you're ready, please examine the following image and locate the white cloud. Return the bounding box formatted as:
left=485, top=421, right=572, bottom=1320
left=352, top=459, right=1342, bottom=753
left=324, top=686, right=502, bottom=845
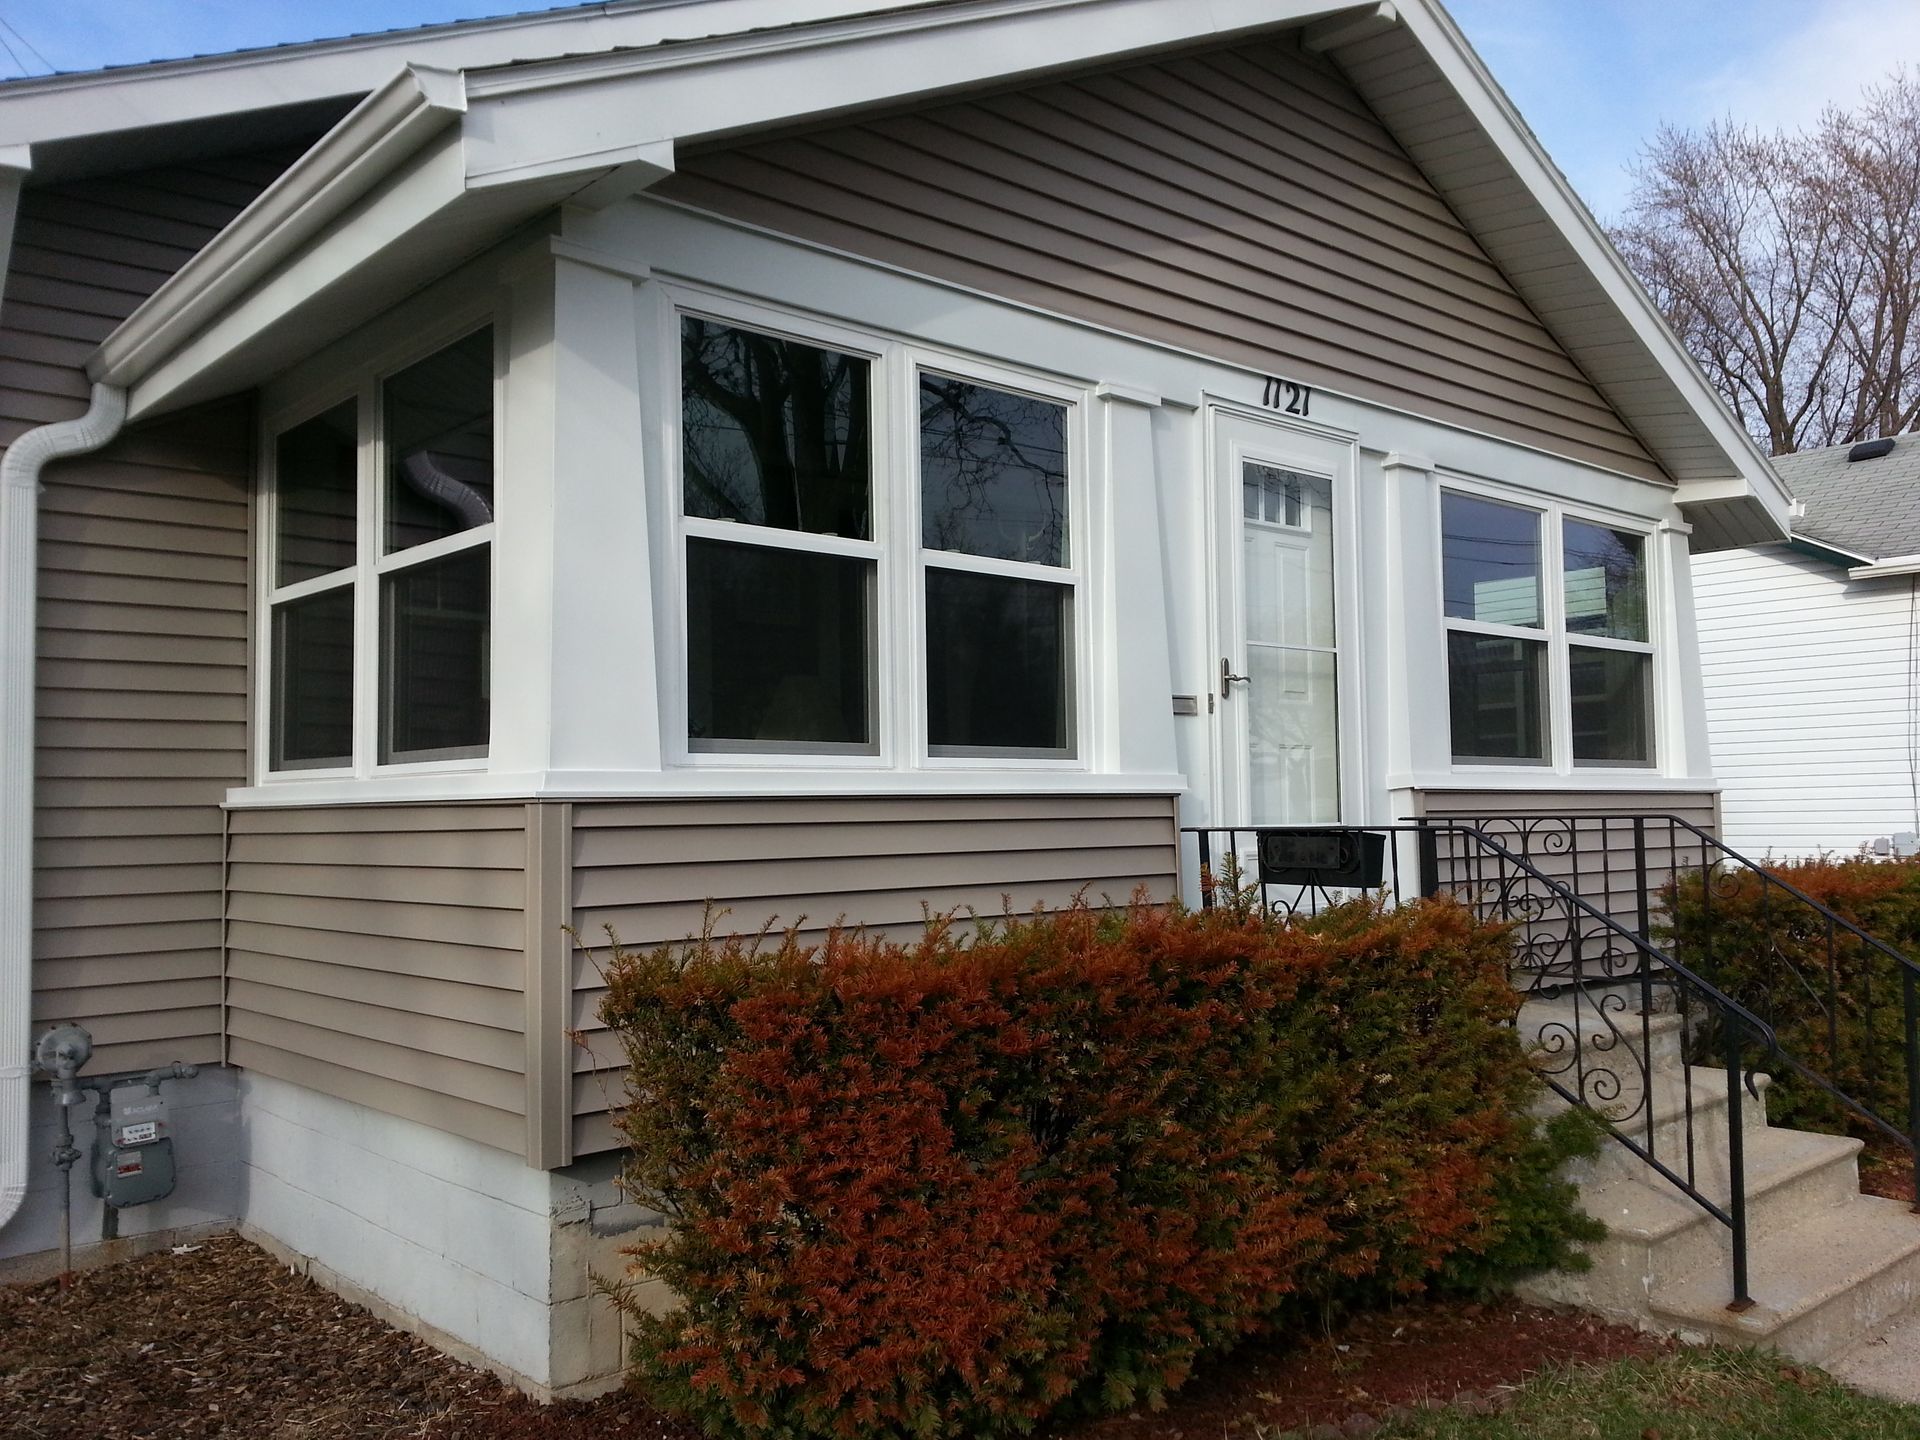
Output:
left=1688, top=0, right=1920, bottom=134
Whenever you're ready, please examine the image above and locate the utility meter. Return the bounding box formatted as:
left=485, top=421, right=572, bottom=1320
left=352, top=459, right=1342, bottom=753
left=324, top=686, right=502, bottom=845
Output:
left=90, top=1085, right=178, bottom=1208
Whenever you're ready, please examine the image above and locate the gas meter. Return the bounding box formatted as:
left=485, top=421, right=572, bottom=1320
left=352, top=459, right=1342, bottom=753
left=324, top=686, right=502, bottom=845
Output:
left=91, top=1084, right=178, bottom=1209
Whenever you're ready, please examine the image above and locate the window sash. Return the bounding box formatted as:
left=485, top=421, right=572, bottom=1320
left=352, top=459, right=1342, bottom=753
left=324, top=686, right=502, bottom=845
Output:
left=668, top=293, right=1090, bottom=769
left=262, top=323, right=498, bottom=779
left=1439, top=486, right=1658, bottom=771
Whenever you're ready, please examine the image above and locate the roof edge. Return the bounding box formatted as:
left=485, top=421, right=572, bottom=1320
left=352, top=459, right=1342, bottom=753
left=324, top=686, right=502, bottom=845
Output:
left=86, top=66, right=466, bottom=389
left=1390, top=0, right=1793, bottom=529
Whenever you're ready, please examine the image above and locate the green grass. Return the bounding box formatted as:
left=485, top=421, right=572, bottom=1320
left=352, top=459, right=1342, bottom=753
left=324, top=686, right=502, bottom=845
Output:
left=1262, top=1348, right=1920, bottom=1440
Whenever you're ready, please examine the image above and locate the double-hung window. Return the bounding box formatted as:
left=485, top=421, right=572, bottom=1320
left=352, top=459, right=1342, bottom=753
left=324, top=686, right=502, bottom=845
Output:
left=1441, top=489, right=1654, bottom=768
left=265, top=326, right=495, bottom=774
left=675, top=307, right=1082, bottom=764
left=918, top=371, right=1073, bottom=756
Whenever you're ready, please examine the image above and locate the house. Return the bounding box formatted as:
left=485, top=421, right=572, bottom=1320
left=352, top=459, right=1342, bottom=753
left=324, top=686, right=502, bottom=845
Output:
left=1695, top=437, right=1920, bottom=858
left=0, top=0, right=1792, bottom=1399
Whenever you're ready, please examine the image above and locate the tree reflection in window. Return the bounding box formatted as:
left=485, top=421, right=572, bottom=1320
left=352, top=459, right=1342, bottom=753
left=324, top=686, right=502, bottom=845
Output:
left=680, top=317, right=871, bottom=539
left=919, top=374, right=1067, bottom=566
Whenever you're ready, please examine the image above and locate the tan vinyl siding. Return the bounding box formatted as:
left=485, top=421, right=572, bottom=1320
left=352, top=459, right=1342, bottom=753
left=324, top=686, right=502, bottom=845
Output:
left=566, top=792, right=1180, bottom=1156
left=656, top=37, right=1665, bottom=485
left=12, top=154, right=297, bottom=1072
left=223, top=804, right=530, bottom=1152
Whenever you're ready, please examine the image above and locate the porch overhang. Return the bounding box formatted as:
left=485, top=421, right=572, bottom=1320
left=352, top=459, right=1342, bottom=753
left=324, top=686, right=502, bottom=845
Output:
left=75, top=0, right=1798, bottom=552
left=86, top=0, right=1378, bottom=423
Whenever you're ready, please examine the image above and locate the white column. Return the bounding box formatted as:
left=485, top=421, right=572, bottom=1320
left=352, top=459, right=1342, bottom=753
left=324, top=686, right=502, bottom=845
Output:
left=1658, top=519, right=1713, bottom=782
left=1094, top=383, right=1177, bottom=777
left=1379, top=451, right=1445, bottom=789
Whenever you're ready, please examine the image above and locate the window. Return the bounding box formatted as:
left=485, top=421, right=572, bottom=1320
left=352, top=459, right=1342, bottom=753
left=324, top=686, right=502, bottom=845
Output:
left=919, top=372, right=1073, bottom=756
left=1441, top=491, right=1654, bottom=768
left=675, top=307, right=1082, bottom=764
left=265, top=327, right=495, bottom=774
left=680, top=316, right=876, bottom=753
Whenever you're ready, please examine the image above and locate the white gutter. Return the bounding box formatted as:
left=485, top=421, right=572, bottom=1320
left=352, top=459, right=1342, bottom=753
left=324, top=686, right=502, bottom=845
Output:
left=0, top=381, right=126, bottom=1232
left=88, top=64, right=466, bottom=389
left=1849, top=554, right=1920, bottom=580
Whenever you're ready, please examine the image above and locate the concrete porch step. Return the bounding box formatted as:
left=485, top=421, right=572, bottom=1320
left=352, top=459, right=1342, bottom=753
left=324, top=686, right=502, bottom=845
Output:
left=1647, top=1194, right=1920, bottom=1364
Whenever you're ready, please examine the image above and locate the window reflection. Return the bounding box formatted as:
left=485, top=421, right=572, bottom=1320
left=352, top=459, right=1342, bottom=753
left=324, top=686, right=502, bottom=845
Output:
left=681, top=317, right=871, bottom=539
left=1442, top=493, right=1542, bottom=628
left=919, top=374, right=1066, bottom=565
left=926, top=570, right=1069, bottom=753
left=385, top=328, right=495, bottom=554
left=276, top=401, right=358, bottom=586
left=1564, top=520, right=1648, bottom=642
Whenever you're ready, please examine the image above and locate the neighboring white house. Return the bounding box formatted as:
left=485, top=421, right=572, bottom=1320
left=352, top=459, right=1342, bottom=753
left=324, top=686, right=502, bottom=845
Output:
left=1695, top=437, right=1920, bottom=859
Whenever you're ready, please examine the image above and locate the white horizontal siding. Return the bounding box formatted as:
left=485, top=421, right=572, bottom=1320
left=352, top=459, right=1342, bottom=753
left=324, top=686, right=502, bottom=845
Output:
left=1693, top=546, right=1920, bottom=857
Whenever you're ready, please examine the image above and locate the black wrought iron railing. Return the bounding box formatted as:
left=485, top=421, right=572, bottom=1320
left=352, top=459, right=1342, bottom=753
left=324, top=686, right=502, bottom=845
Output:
left=1185, top=821, right=1780, bottom=1311
left=1452, top=812, right=1920, bottom=1208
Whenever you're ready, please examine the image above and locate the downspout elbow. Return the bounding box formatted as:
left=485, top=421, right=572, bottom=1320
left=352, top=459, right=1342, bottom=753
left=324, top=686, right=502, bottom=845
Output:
left=0, top=381, right=129, bottom=1233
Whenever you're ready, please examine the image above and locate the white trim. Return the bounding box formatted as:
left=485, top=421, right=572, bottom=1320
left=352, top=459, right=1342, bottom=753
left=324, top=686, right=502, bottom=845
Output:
left=0, top=379, right=126, bottom=1237
left=1394, top=0, right=1791, bottom=531
left=1436, top=476, right=1663, bottom=774
left=89, top=66, right=467, bottom=389
left=256, top=318, right=500, bottom=783
left=224, top=769, right=1190, bottom=807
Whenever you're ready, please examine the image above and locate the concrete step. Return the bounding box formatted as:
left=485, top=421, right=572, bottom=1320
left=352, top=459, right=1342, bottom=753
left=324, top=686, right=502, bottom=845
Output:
left=1647, top=1194, right=1920, bottom=1364
left=1521, top=1127, right=1863, bottom=1320
left=1540, top=1065, right=1775, bottom=1187
left=1519, top=998, right=1686, bottom=1074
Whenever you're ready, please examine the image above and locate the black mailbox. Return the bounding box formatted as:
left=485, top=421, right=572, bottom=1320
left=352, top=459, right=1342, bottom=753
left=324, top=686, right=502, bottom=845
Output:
left=1255, top=828, right=1386, bottom=888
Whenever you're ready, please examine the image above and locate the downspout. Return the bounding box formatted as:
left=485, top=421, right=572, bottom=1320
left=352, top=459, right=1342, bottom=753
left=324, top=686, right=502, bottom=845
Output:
left=0, top=376, right=128, bottom=1231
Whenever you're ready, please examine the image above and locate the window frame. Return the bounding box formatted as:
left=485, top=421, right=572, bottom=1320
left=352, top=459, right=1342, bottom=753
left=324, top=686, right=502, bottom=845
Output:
left=256, top=310, right=501, bottom=783
left=659, top=286, right=1092, bottom=772
left=1437, top=476, right=1659, bottom=773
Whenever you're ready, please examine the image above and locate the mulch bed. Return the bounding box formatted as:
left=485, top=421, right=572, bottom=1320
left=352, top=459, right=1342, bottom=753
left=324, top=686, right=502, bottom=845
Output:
left=1, top=1232, right=1665, bottom=1439
left=1861, top=1139, right=1918, bottom=1207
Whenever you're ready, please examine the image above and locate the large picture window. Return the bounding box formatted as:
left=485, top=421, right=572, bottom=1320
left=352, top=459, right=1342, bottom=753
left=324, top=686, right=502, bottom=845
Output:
left=674, top=308, right=1082, bottom=764
left=1441, top=490, right=1654, bottom=768
left=264, top=327, right=495, bottom=774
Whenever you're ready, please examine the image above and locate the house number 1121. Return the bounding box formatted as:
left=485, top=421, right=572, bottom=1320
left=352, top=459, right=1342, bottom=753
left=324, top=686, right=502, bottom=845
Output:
left=1261, top=376, right=1313, bottom=417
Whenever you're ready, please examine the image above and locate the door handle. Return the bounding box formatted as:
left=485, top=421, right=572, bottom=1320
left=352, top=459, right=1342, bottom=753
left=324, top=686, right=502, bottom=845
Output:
left=1221, top=657, right=1250, bottom=691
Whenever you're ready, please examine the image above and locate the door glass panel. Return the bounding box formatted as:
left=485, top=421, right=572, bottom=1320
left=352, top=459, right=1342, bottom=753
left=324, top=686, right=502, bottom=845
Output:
left=1246, top=647, right=1338, bottom=824
left=1241, top=463, right=1337, bottom=824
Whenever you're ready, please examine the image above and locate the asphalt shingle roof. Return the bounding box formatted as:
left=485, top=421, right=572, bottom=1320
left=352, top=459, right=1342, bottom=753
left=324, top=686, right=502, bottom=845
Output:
left=1774, top=438, right=1920, bottom=563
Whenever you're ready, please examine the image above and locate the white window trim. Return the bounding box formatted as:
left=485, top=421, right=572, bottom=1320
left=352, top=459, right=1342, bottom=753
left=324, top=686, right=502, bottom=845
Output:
left=254, top=309, right=501, bottom=785
left=658, top=283, right=1095, bottom=773
left=1437, top=473, right=1661, bottom=775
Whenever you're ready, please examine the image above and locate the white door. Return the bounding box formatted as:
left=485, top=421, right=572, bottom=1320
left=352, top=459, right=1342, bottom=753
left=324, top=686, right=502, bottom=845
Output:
left=1213, top=410, right=1356, bottom=833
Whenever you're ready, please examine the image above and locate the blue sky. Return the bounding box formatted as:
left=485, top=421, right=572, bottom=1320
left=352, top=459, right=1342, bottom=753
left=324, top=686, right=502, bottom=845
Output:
left=1, top=1, right=1917, bottom=220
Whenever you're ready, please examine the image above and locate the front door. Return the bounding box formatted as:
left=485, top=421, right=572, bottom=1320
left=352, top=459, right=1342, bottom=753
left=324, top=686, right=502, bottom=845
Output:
left=1212, top=410, right=1355, bottom=833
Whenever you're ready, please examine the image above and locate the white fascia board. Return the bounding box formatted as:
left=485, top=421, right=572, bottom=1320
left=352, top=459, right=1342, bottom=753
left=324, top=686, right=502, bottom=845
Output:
left=118, top=128, right=475, bottom=420
left=89, top=65, right=467, bottom=391
left=0, top=0, right=944, bottom=151
left=1848, top=555, right=1920, bottom=580
left=459, top=0, right=1362, bottom=186
left=1391, top=0, right=1792, bottom=528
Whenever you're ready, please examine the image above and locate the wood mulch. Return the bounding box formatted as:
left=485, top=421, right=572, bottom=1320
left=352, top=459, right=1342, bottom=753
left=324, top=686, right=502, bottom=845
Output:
left=1861, top=1139, right=1918, bottom=1207
left=1, top=1232, right=1666, bottom=1439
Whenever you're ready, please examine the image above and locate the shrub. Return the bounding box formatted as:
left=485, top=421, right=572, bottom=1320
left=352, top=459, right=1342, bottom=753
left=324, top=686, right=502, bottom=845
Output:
left=596, top=897, right=1599, bottom=1440
left=1662, top=854, right=1920, bottom=1132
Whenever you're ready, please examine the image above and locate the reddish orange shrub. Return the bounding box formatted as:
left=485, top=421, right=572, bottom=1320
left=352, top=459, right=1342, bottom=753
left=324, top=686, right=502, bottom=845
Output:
left=597, top=898, right=1596, bottom=1440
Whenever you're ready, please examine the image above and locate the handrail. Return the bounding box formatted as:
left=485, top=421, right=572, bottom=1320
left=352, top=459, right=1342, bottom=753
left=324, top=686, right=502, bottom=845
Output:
left=1430, top=811, right=1920, bottom=1212
left=1184, top=821, right=1778, bottom=1309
